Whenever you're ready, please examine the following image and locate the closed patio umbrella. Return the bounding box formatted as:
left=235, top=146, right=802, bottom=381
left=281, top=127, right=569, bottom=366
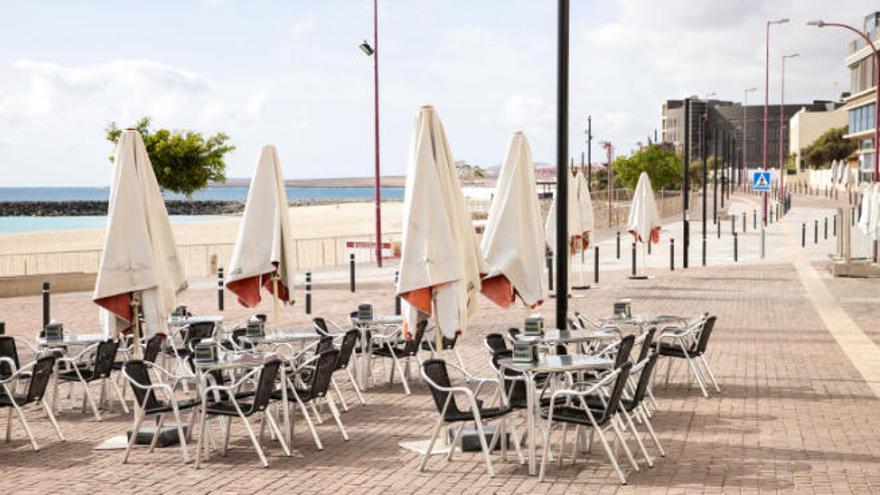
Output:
left=93, top=129, right=186, bottom=344
left=626, top=172, right=661, bottom=278
left=480, top=131, right=545, bottom=309
left=830, top=160, right=839, bottom=185
left=574, top=170, right=595, bottom=287
left=858, top=184, right=872, bottom=236
left=226, top=145, right=296, bottom=327
left=397, top=105, right=485, bottom=339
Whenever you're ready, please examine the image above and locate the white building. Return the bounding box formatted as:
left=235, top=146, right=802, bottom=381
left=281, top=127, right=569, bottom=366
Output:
left=789, top=104, right=846, bottom=170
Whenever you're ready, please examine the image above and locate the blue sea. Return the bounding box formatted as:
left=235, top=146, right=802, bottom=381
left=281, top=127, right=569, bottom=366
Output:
left=0, top=186, right=404, bottom=234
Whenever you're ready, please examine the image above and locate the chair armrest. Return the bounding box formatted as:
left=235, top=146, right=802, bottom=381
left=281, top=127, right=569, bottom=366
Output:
left=0, top=356, right=17, bottom=375
left=202, top=366, right=262, bottom=396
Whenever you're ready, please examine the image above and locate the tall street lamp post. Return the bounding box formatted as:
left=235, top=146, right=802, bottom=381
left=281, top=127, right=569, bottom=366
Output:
left=743, top=87, right=758, bottom=188
left=555, top=0, right=570, bottom=329
left=359, top=0, right=382, bottom=267
left=683, top=98, right=691, bottom=269
left=585, top=115, right=593, bottom=190
left=809, top=20, right=880, bottom=262
left=764, top=18, right=790, bottom=226
left=779, top=53, right=799, bottom=199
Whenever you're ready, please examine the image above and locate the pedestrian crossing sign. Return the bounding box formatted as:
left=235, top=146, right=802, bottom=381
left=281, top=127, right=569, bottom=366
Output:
left=752, top=171, right=771, bottom=192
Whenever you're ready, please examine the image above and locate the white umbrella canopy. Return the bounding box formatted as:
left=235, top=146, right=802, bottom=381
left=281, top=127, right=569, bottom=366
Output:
left=93, top=130, right=186, bottom=338
left=871, top=184, right=880, bottom=241
left=840, top=162, right=850, bottom=187
left=226, top=145, right=296, bottom=308
left=544, top=174, right=586, bottom=255
left=858, top=184, right=872, bottom=235
left=480, top=131, right=545, bottom=309
left=575, top=170, right=595, bottom=244
left=626, top=172, right=662, bottom=244
left=397, top=105, right=486, bottom=338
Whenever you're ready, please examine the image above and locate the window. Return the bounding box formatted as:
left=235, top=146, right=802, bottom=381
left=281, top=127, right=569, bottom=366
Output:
left=848, top=103, right=876, bottom=134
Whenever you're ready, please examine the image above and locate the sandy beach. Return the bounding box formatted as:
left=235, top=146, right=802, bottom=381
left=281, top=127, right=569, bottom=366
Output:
left=0, top=201, right=404, bottom=255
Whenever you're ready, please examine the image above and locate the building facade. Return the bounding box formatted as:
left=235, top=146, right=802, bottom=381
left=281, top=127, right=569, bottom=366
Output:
left=841, top=12, right=880, bottom=180
left=789, top=104, right=847, bottom=169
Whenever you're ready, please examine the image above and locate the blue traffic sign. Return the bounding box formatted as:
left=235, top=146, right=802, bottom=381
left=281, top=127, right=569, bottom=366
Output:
left=752, top=171, right=771, bottom=192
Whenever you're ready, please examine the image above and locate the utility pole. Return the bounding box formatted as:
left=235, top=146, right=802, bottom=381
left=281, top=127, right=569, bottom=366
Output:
left=554, top=0, right=570, bottom=329
left=586, top=115, right=593, bottom=190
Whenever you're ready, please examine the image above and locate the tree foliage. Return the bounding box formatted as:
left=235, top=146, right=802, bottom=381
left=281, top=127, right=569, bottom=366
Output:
left=611, top=144, right=684, bottom=191
left=105, top=117, right=235, bottom=197
left=802, top=127, right=857, bottom=169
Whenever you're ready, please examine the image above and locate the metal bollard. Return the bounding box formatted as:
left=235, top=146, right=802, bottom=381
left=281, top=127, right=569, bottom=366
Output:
left=616, top=231, right=621, bottom=259
left=702, top=237, right=706, bottom=267
left=670, top=238, right=675, bottom=271
left=594, top=246, right=600, bottom=285
left=814, top=220, right=818, bottom=244
left=743, top=212, right=746, bottom=233
left=801, top=223, right=806, bottom=247
left=546, top=252, right=554, bottom=291
left=753, top=210, right=757, bottom=230
left=717, top=216, right=721, bottom=239
left=394, top=270, right=401, bottom=315
left=648, top=238, right=652, bottom=255
left=833, top=215, right=837, bottom=237
left=217, top=267, right=224, bottom=311
left=631, top=242, right=637, bottom=277
left=42, top=282, right=50, bottom=329
left=305, top=271, right=312, bottom=315
left=761, top=228, right=765, bottom=259
left=824, top=218, right=828, bottom=240
left=733, top=233, right=738, bottom=262
left=349, top=253, right=356, bottom=293
left=731, top=216, right=735, bottom=236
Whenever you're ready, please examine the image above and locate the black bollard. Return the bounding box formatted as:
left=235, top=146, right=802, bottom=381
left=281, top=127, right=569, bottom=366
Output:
left=824, top=218, right=828, bottom=240
left=631, top=242, right=637, bottom=277
left=731, top=216, right=735, bottom=236
left=717, top=216, right=721, bottom=239
left=670, top=238, right=675, bottom=271
left=648, top=238, right=652, bottom=255
left=802, top=223, right=806, bottom=247
left=702, top=237, right=706, bottom=267
left=349, top=253, right=356, bottom=293
left=305, top=271, right=312, bottom=315
left=394, top=270, right=401, bottom=315
left=546, top=252, right=554, bottom=291
left=833, top=215, right=837, bottom=237
left=217, top=267, right=224, bottom=311
left=42, top=282, right=50, bottom=329
left=753, top=209, right=757, bottom=230
left=814, top=220, right=818, bottom=244
left=733, top=233, right=738, bottom=262
left=616, top=231, right=621, bottom=259
left=0, top=321, right=4, bottom=336
left=594, top=246, right=600, bottom=285
left=742, top=212, right=746, bottom=233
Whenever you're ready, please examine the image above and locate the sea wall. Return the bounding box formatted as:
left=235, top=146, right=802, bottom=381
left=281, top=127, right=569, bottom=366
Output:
left=0, top=199, right=396, bottom=217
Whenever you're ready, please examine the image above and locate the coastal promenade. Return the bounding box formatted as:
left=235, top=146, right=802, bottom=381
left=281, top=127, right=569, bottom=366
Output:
left=1, top=198, right=878, bottom=494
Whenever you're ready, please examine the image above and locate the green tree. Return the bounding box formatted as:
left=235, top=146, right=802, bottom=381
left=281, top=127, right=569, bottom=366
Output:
left=611, top=144, right=684, bottom=191
left=802, top=126, right=857, bottom=169
left=106, top=117, right=235, bottom=197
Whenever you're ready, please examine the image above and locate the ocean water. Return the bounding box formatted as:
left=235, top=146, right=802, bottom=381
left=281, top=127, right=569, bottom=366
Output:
left=0, top=215, right=227, bottom=234
left=0, top=186, right=404, bottom=202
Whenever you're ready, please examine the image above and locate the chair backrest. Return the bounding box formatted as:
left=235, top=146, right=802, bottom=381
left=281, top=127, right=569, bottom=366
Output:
left=401, top=320, right=427, bottom=355
left=694, top=316, right=717, bottom=355
left=315, top=335, right=335, bottom=355
left=248, top=359, right=282, bottom=414
left=613, top=335, right=636, bottom=369
left=636, top=327, right=657, bottom=363
left=507, top=328, right=520, bottom=341
left=0, top=336, right=19, bottom=377
left=124, top=360, right=162, bottom=411
left=93, top=340, right=120, bottom=378
left=184, top=322, right=215, bottom=346
left=143, top=335, right=163, bottom=364
left=421, top=359, right=465, bottom=419
left=313, top=317, right=330, bottom=336
left=24, top=355, right=57, bottom=404
left=490, top=351, right=526, bottom=406
left=336, top=329, right=360, bottom=370
left=307, top=349, right=340, bottom=399
left=484, top=333, right=508, bottom=354
left=628, top=354, right=659, bottom=412
left=597, top=362, right=632, bottom=424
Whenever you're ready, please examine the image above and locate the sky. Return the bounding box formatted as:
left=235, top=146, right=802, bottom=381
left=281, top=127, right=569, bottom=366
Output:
left=0, top=0, right=877, bottom=186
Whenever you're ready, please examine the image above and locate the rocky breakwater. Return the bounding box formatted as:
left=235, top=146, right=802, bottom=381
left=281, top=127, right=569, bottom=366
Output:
left=0, top=200, right=246, bottom=216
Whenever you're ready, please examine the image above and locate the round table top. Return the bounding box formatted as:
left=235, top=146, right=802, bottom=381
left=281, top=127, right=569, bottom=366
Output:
left=498, top=354, right=613, bottom=374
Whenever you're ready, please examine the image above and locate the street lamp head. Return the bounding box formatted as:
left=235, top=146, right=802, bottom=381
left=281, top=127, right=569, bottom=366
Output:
left=745, top=87, right=758, bottom=92
left=783, top=53, right=800, bottom=59
left=806, top=20, right=825, bottom=28
left=359, top=40, right=374, bottom=56
left=769, top=18, right=790, bottom=25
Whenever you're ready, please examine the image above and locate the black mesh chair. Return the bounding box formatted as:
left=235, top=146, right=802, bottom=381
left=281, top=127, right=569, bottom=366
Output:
left=121, top=359, right=201, bottom=464
left=168, top=321, right=215, bottom=361
left=654, top=315, right=720, bottom=397
left=0, top=354, right=64, bottom=451
left=0, top=336, right=23, bottom=381
left=539, top=362, right=637, bottom=484
left=484, top=333, right=509, bottom=355
left=419, top=359, right=518, bottom=477
left=369, top=320, right=427, bottom=395
left=333, top=329, right=365, bottom=407
left=56, top=339, right=126, bottom=420
left=421, top=330, right=467, bottom=372
left=274, top=349, right=347, bottom=450
left=197, top=359, right=290, bottom=468
left=220, top=327, right=253, bottom=352
left=620, top=353, right=665, bottom=459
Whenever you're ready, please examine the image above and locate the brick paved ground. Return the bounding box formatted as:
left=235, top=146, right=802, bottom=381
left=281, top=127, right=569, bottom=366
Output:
left=1, top=197, right=879, bottom=494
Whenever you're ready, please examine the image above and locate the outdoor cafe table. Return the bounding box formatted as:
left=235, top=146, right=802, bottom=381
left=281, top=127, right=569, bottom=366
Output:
left=36, top=333, right=106, bottom=350
left=167, top=315, right=224, bottom=328
left=497, top=354, right=614, bottom=476
left=192, top=351, right=287, bottom=468
left=350, top=315, right=404, bottom=389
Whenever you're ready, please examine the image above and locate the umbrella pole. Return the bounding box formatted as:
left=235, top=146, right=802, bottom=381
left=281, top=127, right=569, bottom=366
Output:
left=272, top=273, right=281, bottom=332
left=641, top=241, right=648, bottom=277
left=131, top=292, right=142, bottom=359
